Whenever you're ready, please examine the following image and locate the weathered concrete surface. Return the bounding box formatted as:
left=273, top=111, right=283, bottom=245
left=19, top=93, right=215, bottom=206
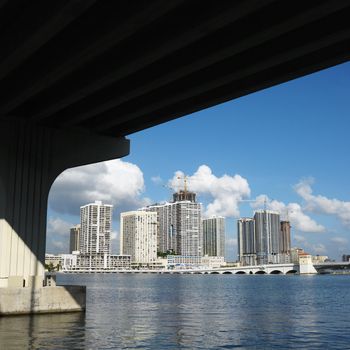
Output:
left=0, top=285, right=86, bottom=315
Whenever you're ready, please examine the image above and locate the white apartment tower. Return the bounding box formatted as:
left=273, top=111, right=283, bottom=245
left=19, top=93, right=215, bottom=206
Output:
left=80, top=201, right=112, bottom=267
left=120, top=211, right=157, bottom=264
left=143, top=190, right=202, bottom=256
left=202, top=216, right=225, bottom=257
left=143, top=204, right=177, bottom=253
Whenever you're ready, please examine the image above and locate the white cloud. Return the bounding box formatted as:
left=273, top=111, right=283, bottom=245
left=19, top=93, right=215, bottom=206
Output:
left=295, top=179, right=350, bottom=226
left=52, top=241, right=65, bottom=250
left=293, top=234, right=306, bottom=244
left=111, top=230, right=119, bottom=241
left=226, top=238, right=238, bottom=247
left=251, top=195, right=325, bottom=233
left=330, top=237, right=348, bottom=245
left=151, top=176, right=163, bottom=185
left=168, top=165, right=250, bottom=218
left=49, top=159, right=151, bottom=216
left=292, top=236, right=327, bottom=255
left=47, top=217, right=72, bottom=236
left=46, top=217, right=74, bottom=254
left=312, top=243, right=327, bottom=255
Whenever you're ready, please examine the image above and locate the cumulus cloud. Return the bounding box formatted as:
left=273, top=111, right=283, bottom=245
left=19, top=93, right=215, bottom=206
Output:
left=46, top=217, right=74, bottom=254
left=111, top=230, right=119, bottom=241
left=295, top=179, right=350, bottom=226
left=49, top=159, right=151, bottom=216
left=151, top=175, right=163, bottom=185
left=47, top=218, right=72, bottom=236
left=312, top=243, right=327, bottom=255
left=251, top=195, right=325, bottom=233
left=168, top=165, right=250, bottom=218
left=226, top=238, right=238, bottom=247
left=293, top=234, right=306, bottom=244
left=291, top=235, right=327, bottom=255
left=330, top=237, right=348, bottom=245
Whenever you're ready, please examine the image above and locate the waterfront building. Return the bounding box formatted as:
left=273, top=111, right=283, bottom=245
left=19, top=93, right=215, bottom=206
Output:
left=201, top=255, right=226, bottom=268
left=290, top=247, right=306, bottom=263
left=342, top=254, right=350, bottom=262
left=45, top=254, right=63, bottom=269
left=312, top=255, right=329, bottom=264
left=143, top=203, right=177, bottom=253
left=254, top=210, right=281, bottom=265
left=61, top=254, right=78, bottom=270
left=120, top=211, right=158, bottom=264
left=167, top=255, right=202, bottom=269
left=237, top=218, right=256, bottom=266
left=79, top=201, right=112, bottom=268
left=143, top=190, right=202, bottom=256
left=280, top=221, right=291, bottom=254
left=69, top=224, right=80, bottom=253
left=202, top=216, right=225, bottom=257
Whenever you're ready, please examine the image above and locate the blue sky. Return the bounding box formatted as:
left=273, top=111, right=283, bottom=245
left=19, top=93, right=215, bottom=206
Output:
left=47, top=61, right=350, bottom=261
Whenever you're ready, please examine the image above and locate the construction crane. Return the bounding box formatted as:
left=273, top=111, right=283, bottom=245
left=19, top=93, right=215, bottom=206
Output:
left=177, top=175, right=188, bottom=195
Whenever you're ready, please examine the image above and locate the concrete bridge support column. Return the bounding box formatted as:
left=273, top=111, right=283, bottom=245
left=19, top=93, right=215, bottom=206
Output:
left=0, top=120, right=129, bottom=291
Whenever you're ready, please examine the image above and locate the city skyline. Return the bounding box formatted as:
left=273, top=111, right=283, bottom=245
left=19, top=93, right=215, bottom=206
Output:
left=47, top=61, right=350, bottom=261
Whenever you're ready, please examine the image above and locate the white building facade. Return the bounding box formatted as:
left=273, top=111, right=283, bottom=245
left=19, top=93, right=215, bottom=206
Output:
left=120, top=211, right=158, bottom=264
left=79, top=201, right=112, bottom=268
left=143, top=191, right=202, bottom=257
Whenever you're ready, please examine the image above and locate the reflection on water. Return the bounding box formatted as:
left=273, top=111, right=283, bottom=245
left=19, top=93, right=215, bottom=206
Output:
left=1, top=274, right=349, bottom=349
left=0, top=312, right=85, bottom=350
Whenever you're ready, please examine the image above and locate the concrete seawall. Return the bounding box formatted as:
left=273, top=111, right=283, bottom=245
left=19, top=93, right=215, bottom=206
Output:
left=0, top=285, right=86, bottom=315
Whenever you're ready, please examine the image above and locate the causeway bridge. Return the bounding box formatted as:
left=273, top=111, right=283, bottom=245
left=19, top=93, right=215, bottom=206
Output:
left=64, top=264, right=300, bottom=275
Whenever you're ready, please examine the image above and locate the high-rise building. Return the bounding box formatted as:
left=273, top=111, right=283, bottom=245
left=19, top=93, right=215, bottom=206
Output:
left=143, top=190, right=202, bottom=256
left=254, top=210, right=281, bottom=265
left=280, top=221, right=291, bottom=254
left=69, top=224, right=80, bottom=253
left=79, top=201, right=112, bottom=268
left=203, top=216, right=225, bottom=257
left=238, top=212, right=292, bottom=266
left=120, top=211, right=157, bottom=264
left=342, top=254, right=350, bottom=262
left=143, top=203, right=177, bottom=254
left=237, top=218, right=256, bottom=266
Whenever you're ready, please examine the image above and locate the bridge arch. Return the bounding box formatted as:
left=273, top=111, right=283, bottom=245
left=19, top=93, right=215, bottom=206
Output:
left=255, top=270, right=267, bottom=274
left=286, top=269, right=298, bottom=274
left=210, top=271, right=220, bottom=274
left=222, top=271, right=233, bottom=274
left=235, top=271, right=247, bottom=274
left=270, top=270, right=283, bottom=275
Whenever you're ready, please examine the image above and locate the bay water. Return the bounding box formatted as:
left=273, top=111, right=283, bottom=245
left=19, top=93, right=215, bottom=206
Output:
left=0, top=274, right=349, bottom=349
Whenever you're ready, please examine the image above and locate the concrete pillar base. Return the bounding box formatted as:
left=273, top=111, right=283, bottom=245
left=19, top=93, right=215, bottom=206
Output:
left=0, top=285, right=86, bottom=315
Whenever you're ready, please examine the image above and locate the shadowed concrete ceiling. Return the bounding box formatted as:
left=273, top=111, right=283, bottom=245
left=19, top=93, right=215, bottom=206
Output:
left=1, top=0, right=350, bottom=137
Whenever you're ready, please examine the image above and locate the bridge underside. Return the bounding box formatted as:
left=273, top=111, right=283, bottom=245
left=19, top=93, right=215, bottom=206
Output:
left=0, top=1, right=350, bottom=310
left=0, top=1, right=350, bottom=136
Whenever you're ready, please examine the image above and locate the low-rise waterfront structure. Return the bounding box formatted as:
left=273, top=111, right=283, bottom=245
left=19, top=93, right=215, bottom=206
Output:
left=167, top=255, right=202, bottom=269
left=201, top=255, right=226, bottom=268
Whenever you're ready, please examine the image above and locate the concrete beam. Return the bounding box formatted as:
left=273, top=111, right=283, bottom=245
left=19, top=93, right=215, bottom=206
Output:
left=0, top=120, right=129, bottom=288
left=0, top=285, right=86, bottom=315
